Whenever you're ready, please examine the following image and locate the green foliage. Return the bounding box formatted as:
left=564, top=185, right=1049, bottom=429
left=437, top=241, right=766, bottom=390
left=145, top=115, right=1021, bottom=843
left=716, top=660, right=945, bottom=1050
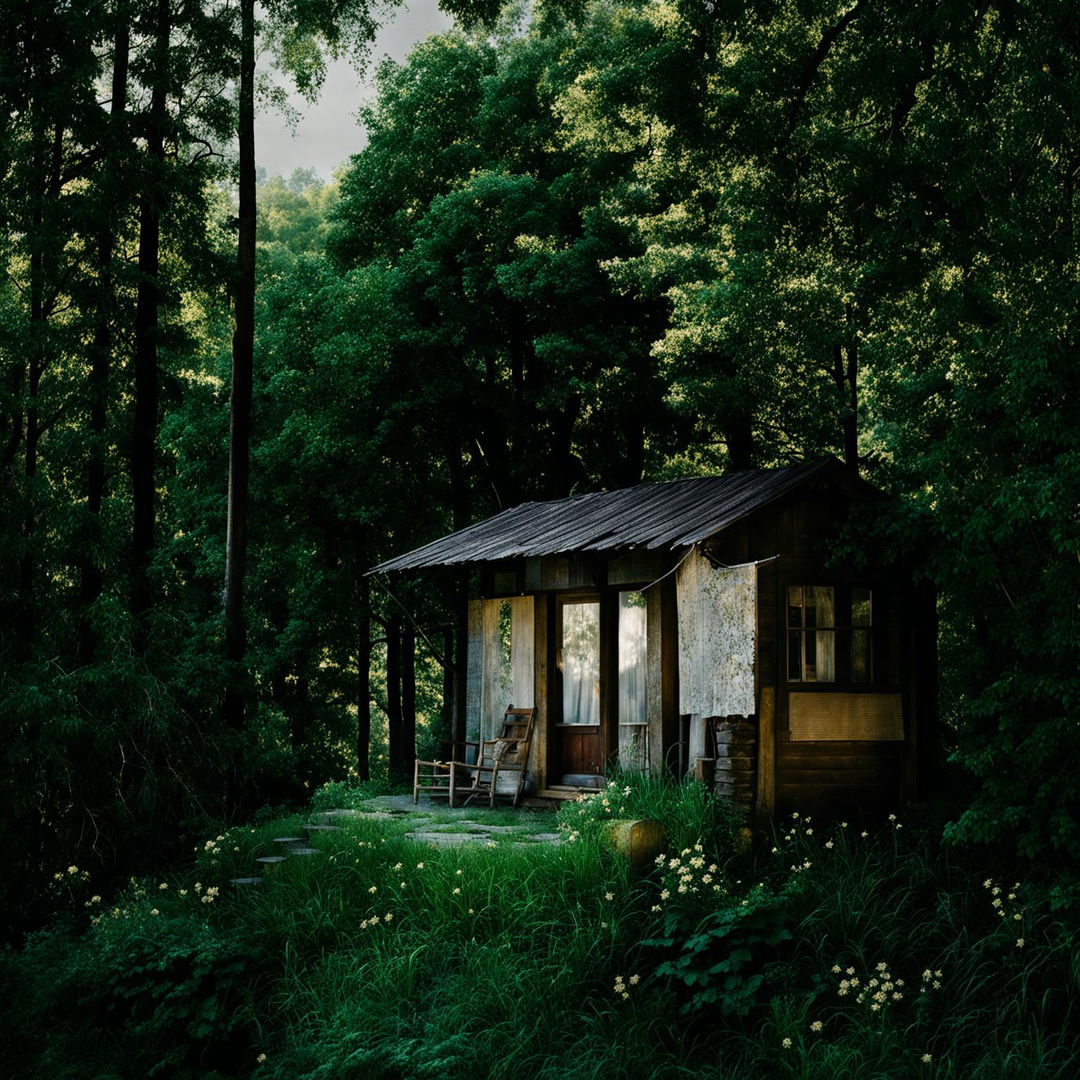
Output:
left=7, top=796, right=1080, bottom=1079
left=556, top=771, right=737, bottom=853
left=7, top=911, right=261, bottom=1079
left=3, top=0, right=1080, bottom=1018
left=648, top=887, right=792, bottom=1016
left=310, top=778, right=395, bottom=809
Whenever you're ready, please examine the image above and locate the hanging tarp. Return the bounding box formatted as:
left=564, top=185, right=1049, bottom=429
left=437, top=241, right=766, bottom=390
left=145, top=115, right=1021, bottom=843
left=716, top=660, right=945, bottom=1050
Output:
left=477, top=596, right=535, bottom=742
left=676, top=547, right=756, bottom=718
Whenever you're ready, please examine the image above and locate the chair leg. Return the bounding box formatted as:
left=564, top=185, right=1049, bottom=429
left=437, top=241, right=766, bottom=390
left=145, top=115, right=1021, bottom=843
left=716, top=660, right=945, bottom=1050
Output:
left=412, top=760, right=419, bottom=804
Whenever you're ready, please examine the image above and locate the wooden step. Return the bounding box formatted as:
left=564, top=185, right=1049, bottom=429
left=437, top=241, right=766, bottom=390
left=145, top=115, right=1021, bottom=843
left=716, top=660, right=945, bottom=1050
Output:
left=538, top=786, right=596, bottom=801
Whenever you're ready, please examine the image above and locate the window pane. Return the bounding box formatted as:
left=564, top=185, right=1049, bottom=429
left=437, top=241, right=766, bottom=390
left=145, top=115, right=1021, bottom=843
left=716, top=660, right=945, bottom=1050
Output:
left=562, top=601, right=600, bottom=726
left=851, top=629, right=871, bottom=682
left=852, top=588, right=872, bottom=627
left=618, top=592, right=647, bottom=727
left=812, top=586, right=835, bottom=628
left=788, top=629, right=803, bottom=680
left=815, top=629, right=836, bottom=682
left=618, top=591, right=648, bottom=771
left=787, top=586, right=803, bottom=626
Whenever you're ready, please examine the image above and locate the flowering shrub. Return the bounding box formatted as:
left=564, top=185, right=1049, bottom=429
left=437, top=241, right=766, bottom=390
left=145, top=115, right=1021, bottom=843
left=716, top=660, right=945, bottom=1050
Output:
left=639, top=836, right=792, bottom=1017
left=556, top=780, right=634, bottom=843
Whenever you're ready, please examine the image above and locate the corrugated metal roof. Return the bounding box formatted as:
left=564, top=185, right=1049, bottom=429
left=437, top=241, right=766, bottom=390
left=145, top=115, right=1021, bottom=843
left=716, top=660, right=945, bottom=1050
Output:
left=371, top=457, right=856, bottom=574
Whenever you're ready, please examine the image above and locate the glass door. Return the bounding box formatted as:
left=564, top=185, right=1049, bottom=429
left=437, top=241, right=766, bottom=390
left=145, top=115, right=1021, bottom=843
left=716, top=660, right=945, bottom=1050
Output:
left=555, top=596, right=603, bottom=782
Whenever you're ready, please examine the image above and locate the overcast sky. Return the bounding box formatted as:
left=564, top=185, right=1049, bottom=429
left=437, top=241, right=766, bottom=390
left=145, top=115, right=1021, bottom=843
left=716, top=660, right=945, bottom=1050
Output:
left=254, top=0, right=453, bottom=182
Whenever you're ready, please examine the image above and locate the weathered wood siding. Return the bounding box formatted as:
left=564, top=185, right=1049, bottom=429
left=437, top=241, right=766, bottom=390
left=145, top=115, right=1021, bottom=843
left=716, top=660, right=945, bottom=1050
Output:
left=775, top=737, right=903, bottom=817
left=707, top=489, right=916, bottom=819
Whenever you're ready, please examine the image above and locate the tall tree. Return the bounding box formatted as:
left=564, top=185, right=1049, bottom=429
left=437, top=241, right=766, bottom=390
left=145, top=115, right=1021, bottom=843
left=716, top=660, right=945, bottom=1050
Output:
left=130, top=0, right=169, bottom=631
left=222, top=0, right=420, bottom=735
left=222, top=0, right=256, bottom=730
left=77, top=0, right=131, bottom=663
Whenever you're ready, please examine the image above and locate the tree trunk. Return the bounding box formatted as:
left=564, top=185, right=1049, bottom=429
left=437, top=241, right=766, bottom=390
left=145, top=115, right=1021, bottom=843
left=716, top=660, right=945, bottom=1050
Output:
left=223, top=0, right=256, bottom=730
left=445, top=434, right=470, bottom=531
left=401, top=620, right=416, bottom=775
left=131, top=0, right=169, bottom=634
left=18, top=116, right=63, bottom=657
left=289, top=675, right=311, bottom=752
left=453, top=580, right=469, bottom=746
left=19, top=134, right=46, bottom=657
left=833, top=333, right=859, bottom=474
left=441, top=625, right=454, bottom=742
left=78, top=7, right=130, bottom=663
left=385, top=613, right=403, bottom=782
left=356, top=577, right=371, bottom=781
left=843, top=337, right=858, bottom=473
left=724, top=411, right=755, bottom=472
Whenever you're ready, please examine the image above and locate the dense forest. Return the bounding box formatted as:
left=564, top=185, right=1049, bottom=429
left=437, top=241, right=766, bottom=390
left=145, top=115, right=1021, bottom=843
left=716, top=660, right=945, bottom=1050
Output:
left=1, top=0, right=1078, bottom=942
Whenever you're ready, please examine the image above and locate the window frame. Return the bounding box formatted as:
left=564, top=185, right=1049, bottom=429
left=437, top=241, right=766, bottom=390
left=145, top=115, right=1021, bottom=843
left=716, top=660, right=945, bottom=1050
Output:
left=786, top=583, right=875, bottom=686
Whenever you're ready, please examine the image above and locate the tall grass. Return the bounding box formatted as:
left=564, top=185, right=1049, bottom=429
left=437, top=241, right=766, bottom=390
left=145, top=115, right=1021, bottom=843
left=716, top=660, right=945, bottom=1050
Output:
left=3, top=788, right=1078, bottom=1079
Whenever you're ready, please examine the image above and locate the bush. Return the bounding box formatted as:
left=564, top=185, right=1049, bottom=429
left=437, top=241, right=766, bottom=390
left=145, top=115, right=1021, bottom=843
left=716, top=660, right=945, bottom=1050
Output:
left=5, top=909, right=262, bottom=1079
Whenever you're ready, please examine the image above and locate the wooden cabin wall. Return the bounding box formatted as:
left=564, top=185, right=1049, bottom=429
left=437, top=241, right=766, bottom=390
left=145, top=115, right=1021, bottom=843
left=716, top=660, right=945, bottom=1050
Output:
left=646, top=585, right=665, bottom=774
left=707, top=492, right=912, bottom=821
left=660, top=575, right=680, bottom=775
left=475, top=551, right=677, bottom=789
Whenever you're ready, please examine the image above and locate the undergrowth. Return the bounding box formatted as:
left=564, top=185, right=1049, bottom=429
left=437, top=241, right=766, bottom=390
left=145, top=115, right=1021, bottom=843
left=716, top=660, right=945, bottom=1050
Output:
left=2, top=780, right=1078, bottom=1079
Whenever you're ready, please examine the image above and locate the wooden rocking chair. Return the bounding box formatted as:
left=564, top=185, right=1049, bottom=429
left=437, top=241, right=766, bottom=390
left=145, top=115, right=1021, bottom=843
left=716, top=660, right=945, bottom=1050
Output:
left=413, top=707, right=537, bottom=808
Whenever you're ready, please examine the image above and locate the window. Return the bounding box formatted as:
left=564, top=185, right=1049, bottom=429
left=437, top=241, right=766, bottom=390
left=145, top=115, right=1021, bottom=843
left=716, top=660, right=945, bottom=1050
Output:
left=787, top=585, right=872, bottom=684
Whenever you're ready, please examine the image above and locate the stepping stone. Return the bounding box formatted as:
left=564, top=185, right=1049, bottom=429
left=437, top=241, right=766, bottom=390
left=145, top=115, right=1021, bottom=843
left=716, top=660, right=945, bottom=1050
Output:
left=230, top=877, right=264, bottom=885
left=405, top=831, right=478, bottom=847
left=302, top=824, right=341, bottom=832
left=256, top=856, right=287, bottom=865
left=287, top=846, right=321, bottom=856
left=273, top=837, right=304, bottom=845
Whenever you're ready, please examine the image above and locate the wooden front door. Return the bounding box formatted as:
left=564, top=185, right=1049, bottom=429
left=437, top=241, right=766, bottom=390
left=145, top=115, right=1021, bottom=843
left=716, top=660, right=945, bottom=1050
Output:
left=553, top=595, right=604, bottom=781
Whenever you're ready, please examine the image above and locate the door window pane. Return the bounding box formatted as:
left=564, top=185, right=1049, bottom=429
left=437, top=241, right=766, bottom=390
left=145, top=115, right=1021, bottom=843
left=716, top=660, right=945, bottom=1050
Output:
left=618, top=592, right=647, bottom=726
left=618, top=592, right=648, bottom=769
left=562, top=601, right=600, bottom=726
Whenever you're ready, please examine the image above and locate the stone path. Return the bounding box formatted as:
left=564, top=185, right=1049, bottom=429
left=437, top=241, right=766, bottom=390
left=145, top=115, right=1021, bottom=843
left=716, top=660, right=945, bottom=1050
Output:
left=232, top=796, right=561, bottom=883
left=315, top=795, right=562, bottom=848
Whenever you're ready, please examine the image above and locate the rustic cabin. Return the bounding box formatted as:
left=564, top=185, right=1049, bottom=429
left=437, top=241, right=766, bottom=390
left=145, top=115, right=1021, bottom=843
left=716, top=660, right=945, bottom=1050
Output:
left=371, top=457, right=936, bottom=823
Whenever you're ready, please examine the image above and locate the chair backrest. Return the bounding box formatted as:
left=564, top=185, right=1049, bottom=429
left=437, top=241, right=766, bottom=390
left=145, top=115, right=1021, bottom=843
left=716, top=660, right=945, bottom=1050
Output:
left=489, top=706, right=536, bottom=771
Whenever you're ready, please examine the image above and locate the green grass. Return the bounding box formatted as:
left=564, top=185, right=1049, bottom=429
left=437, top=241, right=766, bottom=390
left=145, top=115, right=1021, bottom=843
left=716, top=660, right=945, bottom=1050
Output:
left=3, top=786, right=1079, bottom=1079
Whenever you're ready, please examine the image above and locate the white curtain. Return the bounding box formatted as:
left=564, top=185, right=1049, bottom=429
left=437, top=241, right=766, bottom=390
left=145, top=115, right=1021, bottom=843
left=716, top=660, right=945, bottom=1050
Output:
left=618, top=591, right=647, bottom=725
left=810, top=586, right=835, bottom=683
left=618, top=591, right=648, bottom=770
left=562, top=601, right=600, bottom=725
